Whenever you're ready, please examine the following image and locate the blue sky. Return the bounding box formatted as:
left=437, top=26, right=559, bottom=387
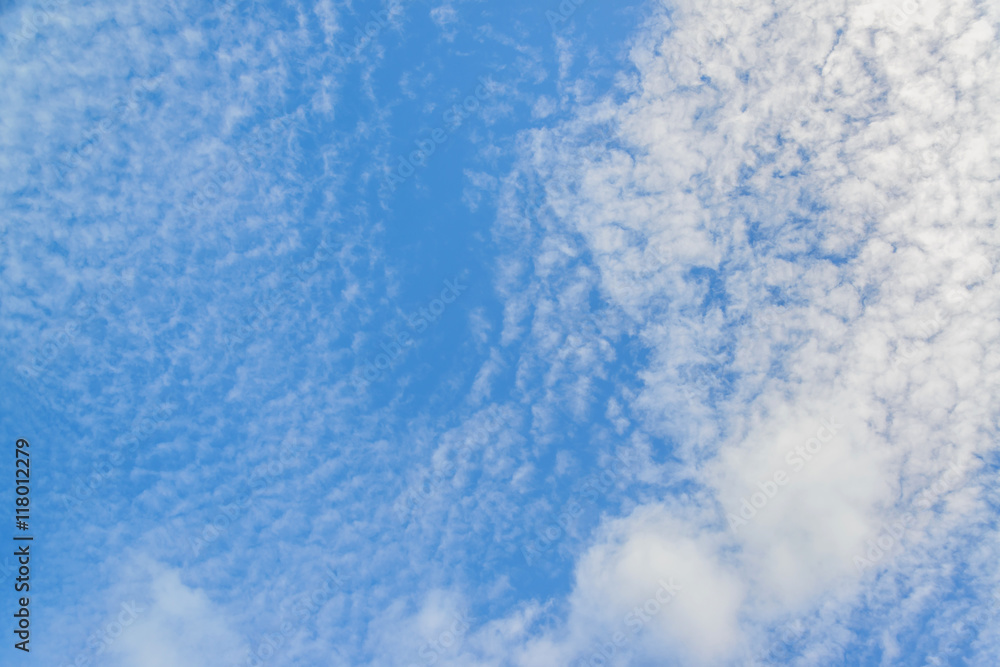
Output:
left=2, top=0, right=999, bottom=665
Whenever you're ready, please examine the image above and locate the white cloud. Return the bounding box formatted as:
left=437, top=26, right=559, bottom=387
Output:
left=105, top=559, right=245, bottom=667
left=482, top=0, right=1000, bottom=662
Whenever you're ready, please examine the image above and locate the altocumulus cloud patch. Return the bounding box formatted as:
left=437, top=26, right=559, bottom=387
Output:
left=1, top=0, right=997, bottom=666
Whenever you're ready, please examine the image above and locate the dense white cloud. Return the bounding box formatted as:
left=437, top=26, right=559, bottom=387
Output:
left=104, top=558, right=245, bottom=667
left=484, top=0, right=999, bottom=662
